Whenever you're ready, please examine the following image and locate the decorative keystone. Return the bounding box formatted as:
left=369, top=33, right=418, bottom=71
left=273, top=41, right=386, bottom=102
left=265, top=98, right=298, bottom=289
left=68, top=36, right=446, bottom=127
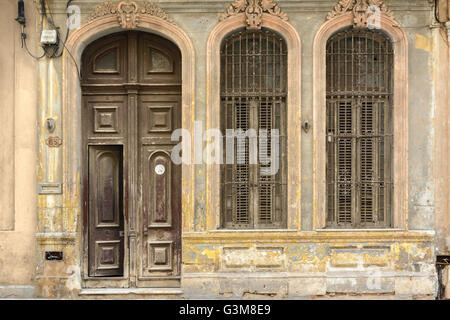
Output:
left=220, top=0, right=288, bottom=30
left=89, top=0, right=174, bottom=29
left=327, top=0, right=395, bottom=28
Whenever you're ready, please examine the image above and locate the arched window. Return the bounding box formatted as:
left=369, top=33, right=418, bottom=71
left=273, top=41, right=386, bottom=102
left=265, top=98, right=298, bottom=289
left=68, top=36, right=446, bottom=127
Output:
left=326, top=29, right=394, bottom=228
left=220, top=29, right=287, bottom=229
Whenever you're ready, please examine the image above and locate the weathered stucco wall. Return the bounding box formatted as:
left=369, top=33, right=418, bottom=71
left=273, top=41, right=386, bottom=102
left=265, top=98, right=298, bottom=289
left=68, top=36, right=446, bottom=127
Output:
left=0, top=0, right=38, bottom=298
left=1, top=0, right=447, bottom=299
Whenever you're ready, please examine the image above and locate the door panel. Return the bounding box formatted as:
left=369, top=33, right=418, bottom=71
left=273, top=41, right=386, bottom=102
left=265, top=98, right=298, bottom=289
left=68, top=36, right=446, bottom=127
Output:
left=88, top=146, right=124, bottom=277
left=138, top=33, right=181, bottom=85
left=85, top=95, right=127, bottom=140
left=139, top=95, right=181, bottom=138
left=82, top=34, right=128, bottom=85
left=147, top=152, right=172, bottom=228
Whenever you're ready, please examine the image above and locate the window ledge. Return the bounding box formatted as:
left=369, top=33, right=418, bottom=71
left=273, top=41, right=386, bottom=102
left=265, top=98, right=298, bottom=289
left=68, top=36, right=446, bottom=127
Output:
left=182, top=230, right=435, bottom=242
left=316, top=229, right=435, bottom=235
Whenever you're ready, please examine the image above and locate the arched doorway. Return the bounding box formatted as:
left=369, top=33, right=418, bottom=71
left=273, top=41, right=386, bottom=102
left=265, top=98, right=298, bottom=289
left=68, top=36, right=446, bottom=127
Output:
left=81, top=31, right=182, bottom=287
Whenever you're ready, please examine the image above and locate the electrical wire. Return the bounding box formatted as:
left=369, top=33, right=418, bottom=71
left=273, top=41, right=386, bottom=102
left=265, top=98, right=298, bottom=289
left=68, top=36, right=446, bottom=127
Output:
left=435, top=0, right=443, bottom=24
left=59, top=0, right=83, bottom=82
left=17, top=0, right=61, bottom=60
left=433, top=0, right=450, bottom=45
left=18, top=1, right=47, bottom=60
left=38, top=0, right=82, bottom=81
left=21, top=30, right=46, bottom=59
left=62, top=37, right=82, bottom=83
left=43, top=0, right=74, bottom=59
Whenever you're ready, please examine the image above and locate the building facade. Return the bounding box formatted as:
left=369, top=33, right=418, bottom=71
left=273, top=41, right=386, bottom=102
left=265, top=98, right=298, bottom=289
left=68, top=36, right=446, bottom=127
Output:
left=0, top=0, right=449, bottom=299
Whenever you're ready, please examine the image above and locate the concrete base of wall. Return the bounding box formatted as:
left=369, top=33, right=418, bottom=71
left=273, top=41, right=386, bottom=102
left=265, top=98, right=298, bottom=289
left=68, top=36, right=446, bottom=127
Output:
left=180, top=273, right=437, bottom=299
left=0, top=275, right=436, bottom=299
left=0, top=285, right=36, bottom=299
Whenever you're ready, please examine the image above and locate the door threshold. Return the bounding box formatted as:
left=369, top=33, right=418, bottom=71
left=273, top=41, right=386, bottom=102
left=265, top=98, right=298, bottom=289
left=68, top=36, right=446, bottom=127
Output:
left=79, top=288, right=183, bottom=296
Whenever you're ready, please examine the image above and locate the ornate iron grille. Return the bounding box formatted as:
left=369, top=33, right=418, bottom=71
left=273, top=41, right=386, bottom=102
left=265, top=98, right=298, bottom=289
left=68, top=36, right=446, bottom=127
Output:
left=326, top=29, right=394, bottom=228
left=221, top=29, right=287, bottom=229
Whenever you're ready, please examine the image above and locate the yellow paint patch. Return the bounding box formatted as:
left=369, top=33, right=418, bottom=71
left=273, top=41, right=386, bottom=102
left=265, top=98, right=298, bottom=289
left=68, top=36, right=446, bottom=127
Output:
left=201, top=249, right=218, bottom=260
left=362, top=253, right=390, bottom=267
left=197, top=248, right=219, bottom=265
left=415, top=34, right=431, bottom=53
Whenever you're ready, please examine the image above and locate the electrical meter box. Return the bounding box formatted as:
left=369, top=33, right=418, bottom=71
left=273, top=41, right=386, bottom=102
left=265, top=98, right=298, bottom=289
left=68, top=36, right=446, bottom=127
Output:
left=40, top=30, right=58, bottom=45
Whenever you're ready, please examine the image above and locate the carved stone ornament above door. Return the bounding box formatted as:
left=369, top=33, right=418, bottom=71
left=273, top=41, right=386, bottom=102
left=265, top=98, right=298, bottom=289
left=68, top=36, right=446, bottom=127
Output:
left=327, top=0, right=396, bottom=28
left=220, top=0, right=288, bottom=30
left=89, top=0, right=174, bottom=29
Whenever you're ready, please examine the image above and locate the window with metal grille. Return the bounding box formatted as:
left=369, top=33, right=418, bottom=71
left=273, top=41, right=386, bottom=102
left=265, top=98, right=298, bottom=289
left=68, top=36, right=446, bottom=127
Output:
left=326, top=29, right=394, bottom=228
left=221, top=29, right=287, bottom=229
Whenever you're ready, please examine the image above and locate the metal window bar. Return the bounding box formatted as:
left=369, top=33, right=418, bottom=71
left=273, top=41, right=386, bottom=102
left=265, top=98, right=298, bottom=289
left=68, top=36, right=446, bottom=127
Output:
left=221, top=29, right=287, bottom=229
left=326, top=29, right=394, bottom=228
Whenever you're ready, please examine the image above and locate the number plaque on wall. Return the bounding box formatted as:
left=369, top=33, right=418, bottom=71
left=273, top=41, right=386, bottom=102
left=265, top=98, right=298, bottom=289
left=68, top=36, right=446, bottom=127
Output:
left=46, top=136, right=63, bottom=148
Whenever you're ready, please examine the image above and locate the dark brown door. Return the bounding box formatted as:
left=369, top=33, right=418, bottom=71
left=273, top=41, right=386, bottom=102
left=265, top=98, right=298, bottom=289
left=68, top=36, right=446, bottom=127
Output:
left=82, top=32, right=182, bottom=285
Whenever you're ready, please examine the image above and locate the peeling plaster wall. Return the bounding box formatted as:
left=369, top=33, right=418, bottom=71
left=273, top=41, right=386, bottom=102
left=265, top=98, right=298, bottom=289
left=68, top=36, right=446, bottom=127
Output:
left=12, top=0, right=448, bottom=298
left=181, top=231, right=436, bottom=298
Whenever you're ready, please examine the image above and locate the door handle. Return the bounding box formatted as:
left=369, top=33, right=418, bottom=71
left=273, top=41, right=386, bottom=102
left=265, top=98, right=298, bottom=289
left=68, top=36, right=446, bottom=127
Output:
left=119, top=231, right=125, bottom=238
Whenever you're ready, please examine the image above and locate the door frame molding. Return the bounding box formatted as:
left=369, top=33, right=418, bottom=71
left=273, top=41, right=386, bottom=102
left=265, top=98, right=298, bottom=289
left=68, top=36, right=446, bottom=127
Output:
left=63, top=14, right=195, bottom=287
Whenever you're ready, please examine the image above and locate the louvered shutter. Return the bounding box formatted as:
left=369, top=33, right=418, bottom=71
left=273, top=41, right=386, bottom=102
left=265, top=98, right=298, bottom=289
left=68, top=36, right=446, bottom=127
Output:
left=222, top=101, right=251, bottom=227
left=257, top=100, right=284, bottom=228
left=338, top=101, right=354, bottom=225
left=360, top=101, right=375, bottom=224
left=235, top=102, right=251, bottom=227
left=258, top=102, right=273, bottom=225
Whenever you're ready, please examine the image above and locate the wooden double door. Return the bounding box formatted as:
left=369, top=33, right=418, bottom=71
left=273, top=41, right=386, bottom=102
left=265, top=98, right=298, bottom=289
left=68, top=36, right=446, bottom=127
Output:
left=81, top=31, right=182, bottom=287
